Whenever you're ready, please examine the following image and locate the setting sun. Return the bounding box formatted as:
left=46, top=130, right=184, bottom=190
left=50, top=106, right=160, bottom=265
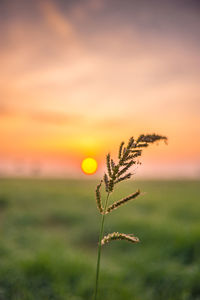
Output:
left=81, top=158, right=98, bottom=175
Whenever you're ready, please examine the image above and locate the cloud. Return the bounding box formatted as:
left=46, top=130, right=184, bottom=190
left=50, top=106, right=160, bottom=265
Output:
left=70, top=0, right=105, bottom=22
left=0, top=104, right=84, bottom=126
left=39, top=0, right=75, bottom=38
left=0, top=104, right=10, bottom=116
left=30, top=110, right=84, bottom=125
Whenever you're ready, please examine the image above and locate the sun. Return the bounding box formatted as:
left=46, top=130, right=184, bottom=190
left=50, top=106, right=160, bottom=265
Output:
left=81, top=157, right=98, bottom=175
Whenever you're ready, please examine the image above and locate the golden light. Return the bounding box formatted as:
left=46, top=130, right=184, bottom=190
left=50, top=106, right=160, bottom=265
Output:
left=81, top=157, right=98, bottom=175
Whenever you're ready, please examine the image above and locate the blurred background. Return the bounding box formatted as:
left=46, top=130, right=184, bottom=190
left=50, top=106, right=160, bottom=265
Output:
left=0, top=0, right=200, bottom=299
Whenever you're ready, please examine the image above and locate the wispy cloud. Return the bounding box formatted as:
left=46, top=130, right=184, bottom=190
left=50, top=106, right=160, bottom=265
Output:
left=30, top=110, right=84, bottom=125
left=0, top=104, right=84, bottom=126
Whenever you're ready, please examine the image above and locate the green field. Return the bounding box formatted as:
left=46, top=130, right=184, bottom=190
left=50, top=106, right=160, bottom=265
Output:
left=0, top=179, right=199, bottom=300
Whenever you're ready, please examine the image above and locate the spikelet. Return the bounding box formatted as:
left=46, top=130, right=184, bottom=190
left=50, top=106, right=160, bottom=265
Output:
left=111, top=159, right=115, bottom=172
left=114, top=165, right=119, bottom=174
left=137, top=134, right=167, bottom=144
left=114, top=173, right=132, bottom=184
left=136, top=143, right=148, bottom=148
left=95, top=180, right=103, bottom=214
left=118, top=141, right=124, bottom=159
left=123, top=146, right=130, bottom=158
left=106, top=153, right=112, bottom=178
left=101, top=232, right=139, bottom=245
left=130, top=150, right=142, bottom=156
left=123, top=161, right=136, bottom=166
left=126, top=154, right=139, bottom=160
left=108, top=179, right=114, bottom=193
left=127, top=136, right=134, bottom=149
left=103, top=173, right=109, bottom=192
left=129, top=153, right=141, bottom=160
left=117, top=160, right=135, bottom=177
left=136, top=134, right=144, bottom=143
left=119, top=147, right=130, bottom=164
left=130, top=149, right=142, bottom=154
left=106, top=190, right=140, bottom=214
left=123, top=147, right=127, bottom=156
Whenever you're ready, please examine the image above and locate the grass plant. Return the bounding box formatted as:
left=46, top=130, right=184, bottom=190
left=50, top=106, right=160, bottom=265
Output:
left=94, top=134, right=167, bottom=300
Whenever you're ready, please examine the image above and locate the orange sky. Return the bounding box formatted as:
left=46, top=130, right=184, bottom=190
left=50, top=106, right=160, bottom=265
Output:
left=0, top=0, right=200, bottom=178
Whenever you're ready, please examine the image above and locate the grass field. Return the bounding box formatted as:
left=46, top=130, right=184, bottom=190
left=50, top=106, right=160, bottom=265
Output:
left=0, top=178, right=199, bottom=300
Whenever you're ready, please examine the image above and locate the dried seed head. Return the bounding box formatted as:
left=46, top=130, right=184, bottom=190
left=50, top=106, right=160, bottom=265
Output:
left=130, top=150, right=142, bottom=157
left=136, top=143, right=148, bottom=148
left=127, top=136, right=134, bottom=149
left=123, top=147, right=127, bottom=155
left=118, top=141, right=124, bottom=159
left=137, top=134, right=145, bottom=143
left=101, top=232, right=139, bottom=245
left=130, top=149, right=142, bottom=154
left=111, top=159, right=115, bottom=172
left=95, top=180, right=103, bottom=214
left=103, top=173, right=109, bottom=193
left=106, top=190, right=140, bottom=214
left=108, top=179, right=114, bottom=192
left=119, top=146, right=133, bottom=165
left=106, top=153, right=112, bottom=178
left=126, top=154, right=138, bottom=161
left=137, top=134, right=167, bottom=144
left=117, top=160, right=135, bottom=177
left=114, top=173, right=132, bottom=184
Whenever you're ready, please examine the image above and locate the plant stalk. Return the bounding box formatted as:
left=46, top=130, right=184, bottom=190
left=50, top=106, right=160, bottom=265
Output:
left=94, top=193, right=110, bottom=300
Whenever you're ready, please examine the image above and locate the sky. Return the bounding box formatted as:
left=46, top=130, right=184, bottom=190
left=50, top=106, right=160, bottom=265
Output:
left=0, top=0, right=200, bottom=178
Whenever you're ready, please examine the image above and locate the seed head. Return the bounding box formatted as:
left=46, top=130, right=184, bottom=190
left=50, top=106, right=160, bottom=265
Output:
left=114, top=173, right=132, bottom=184
left=101, top=232, right=139, bottom=245
left=106, top=153, right=112, bottom=178
left=118, top=141, right=124, bottom=159
left=106, top=190, right=140, bottom=214
left=103, top=173, right=109, bottom=193
left=95, top=180, right=103, bottom=214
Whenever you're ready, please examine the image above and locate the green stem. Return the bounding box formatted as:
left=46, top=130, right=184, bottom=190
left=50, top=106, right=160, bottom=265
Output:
left=94, top=193, right=110, bottom=300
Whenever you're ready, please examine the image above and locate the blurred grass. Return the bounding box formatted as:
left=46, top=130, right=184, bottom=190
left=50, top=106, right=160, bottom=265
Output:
left=0, top=178, right=199, bottom=300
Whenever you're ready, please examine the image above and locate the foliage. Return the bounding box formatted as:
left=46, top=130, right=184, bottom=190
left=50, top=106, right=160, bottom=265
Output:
left=0, top=178, right=199, bottom=300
